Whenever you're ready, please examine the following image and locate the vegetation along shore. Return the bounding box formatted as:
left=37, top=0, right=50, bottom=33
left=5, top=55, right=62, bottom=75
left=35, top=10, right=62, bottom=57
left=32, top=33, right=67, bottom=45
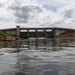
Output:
left=0, top=30, right=20, bottom=41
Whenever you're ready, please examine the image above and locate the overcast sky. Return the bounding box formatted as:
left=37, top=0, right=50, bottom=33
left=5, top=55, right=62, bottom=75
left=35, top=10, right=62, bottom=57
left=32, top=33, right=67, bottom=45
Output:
left=0, top=0, right=75, bottom=27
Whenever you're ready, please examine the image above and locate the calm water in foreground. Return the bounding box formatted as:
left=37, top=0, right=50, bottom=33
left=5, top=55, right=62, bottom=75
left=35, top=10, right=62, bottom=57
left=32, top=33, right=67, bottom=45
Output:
left=0, top=38, right=75, bottom=75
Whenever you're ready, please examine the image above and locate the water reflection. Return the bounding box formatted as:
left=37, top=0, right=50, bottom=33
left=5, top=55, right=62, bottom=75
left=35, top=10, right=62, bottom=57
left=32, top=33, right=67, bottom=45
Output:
left=0, top=38, right=75, bottom=75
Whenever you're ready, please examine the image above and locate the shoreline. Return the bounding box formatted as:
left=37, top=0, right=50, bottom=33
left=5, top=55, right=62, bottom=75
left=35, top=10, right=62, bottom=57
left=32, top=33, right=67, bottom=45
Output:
left=0, top=30, right=75, bottom=41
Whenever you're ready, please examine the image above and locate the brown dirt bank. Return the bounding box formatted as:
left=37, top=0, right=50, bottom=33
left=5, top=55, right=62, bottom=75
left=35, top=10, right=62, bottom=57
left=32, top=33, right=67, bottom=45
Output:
left=56, top=31, right=75, bottom=39
left=0, top=35, right=21, bottom=41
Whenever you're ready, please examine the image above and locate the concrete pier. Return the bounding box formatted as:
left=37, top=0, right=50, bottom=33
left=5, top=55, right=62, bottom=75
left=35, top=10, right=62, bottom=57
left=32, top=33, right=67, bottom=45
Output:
left=27, top=29, right=29, bottom=39
left=36, top=30, right=38, bottom=39
left=16, top=26, right=20, bottom=37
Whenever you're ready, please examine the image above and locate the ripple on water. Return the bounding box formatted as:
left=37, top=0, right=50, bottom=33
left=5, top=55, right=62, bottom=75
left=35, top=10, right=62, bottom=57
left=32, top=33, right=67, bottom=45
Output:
left=0, top=39, right=75, bottom=75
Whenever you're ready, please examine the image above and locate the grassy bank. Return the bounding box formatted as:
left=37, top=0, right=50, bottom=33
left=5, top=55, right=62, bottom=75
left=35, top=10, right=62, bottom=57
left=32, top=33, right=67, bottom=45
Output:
left=0, top=30, right=19, bottom=41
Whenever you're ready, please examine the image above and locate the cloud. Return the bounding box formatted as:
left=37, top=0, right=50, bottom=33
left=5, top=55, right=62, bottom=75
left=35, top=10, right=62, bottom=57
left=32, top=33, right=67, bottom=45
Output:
left=0, top=3, right=3, bottom=7
left=37, top=0, right=75, bottom=8
left=57, top=2, right=75, bottom=24
left=9, top=4, right=43, bottom=23
left=8, top=0, right=75, bottom=27
left=0, top=0, right=75, bottom=28
left=47, top=2, right=75, bottom=28
left=6, top=0, right=56, bottom=26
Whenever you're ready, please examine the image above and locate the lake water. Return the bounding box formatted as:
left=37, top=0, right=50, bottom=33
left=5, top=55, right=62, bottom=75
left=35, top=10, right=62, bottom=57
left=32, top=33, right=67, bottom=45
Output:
left=0, top=38, right=75, bottom=75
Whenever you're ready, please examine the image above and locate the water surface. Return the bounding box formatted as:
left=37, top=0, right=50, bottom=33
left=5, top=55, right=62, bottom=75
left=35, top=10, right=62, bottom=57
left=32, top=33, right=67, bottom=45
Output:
left=0, top=38, right=75, bottom=75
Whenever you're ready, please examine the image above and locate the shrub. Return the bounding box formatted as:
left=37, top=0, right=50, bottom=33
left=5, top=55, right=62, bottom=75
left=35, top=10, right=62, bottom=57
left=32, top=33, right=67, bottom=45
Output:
left=0, top=30, right=5, bottom=36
